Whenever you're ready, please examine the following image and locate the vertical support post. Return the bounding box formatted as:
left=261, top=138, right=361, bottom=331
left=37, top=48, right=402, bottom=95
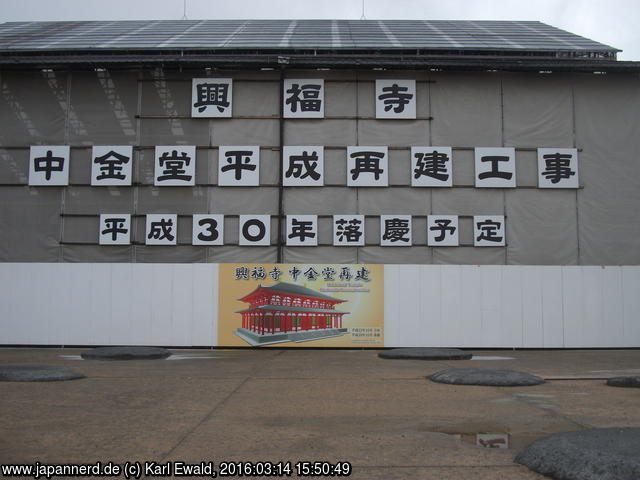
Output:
left=277, top=67, right=286, bottom=263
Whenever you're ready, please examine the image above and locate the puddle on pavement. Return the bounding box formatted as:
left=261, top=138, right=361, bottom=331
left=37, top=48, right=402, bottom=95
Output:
left=476, top=433, right=510, bottom=449
left=433, top=432, right=511, bottom=449
left=470, top=356, right=515, bottom=361
left=423, top=423, right=511, bottom=449
left=515, top=393, right=556, bottom=399
left=59, top=354, right=220, bottom=361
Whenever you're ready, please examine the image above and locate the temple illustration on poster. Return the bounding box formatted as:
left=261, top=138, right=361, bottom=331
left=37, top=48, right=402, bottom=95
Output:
left=234, top=282, right=350, bottom=346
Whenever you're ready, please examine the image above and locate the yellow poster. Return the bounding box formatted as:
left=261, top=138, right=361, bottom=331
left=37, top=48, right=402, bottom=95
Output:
left=218, top=264, right=384, bottom=347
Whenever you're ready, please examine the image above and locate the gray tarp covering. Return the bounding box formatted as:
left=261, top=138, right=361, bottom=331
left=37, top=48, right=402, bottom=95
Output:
left=0, top=68, right=639, bottom=264
left=573, top=75, right=640, bottom=265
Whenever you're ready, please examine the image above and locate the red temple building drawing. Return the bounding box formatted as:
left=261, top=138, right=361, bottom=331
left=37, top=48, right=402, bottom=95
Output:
left=234, top=282, right=350, bottom=346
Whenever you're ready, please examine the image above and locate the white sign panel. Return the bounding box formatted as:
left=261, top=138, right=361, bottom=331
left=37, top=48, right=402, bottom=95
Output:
left=474, top=215, right=506, bottom=246
left=538, top=148, right=579, bottom=188
left=28, top=146, right=70, bottom=186
left=411, top=146, right=453, bottom=187
left=427, top=215, right=459, bottom=246
left=192, top=214, right=224, bottom=246
left=218, top=146, right=260, bottom=186
left=154, top=146, right=196, bottom=186
left=91, top=146, right=133, bottom=186
left=283, top=79, right=324, bottom=118
left=375, top=79, right=416, bottom=119
left=191, top=78, right=232, bottom=118
left=146, top=214, right=177, bottom=245
left=347, top=146, right=388, bottom=187
left=380, top=215, right=412, bottom=246
left=282, top=146, right=324, bottom=186
left=99, top=214, right=131, bottom=245
left=286, top=215, right=318, bottom=246
left=333, top=215, right=365, bottom=246
left=239, top=215, right=271, bottom=246
left=475, top=147, right=516, bottom=188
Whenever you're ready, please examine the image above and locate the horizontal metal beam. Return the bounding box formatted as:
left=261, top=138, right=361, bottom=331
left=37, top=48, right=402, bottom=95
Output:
left=0, top=52, right=638, bottom=73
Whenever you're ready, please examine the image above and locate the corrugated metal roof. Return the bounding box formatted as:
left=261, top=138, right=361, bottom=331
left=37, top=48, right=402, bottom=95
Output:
left=0, top=20, right=619, bottom=53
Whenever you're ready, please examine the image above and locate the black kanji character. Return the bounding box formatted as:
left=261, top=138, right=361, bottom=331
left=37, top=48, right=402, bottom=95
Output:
left=350, top=151, right=385, bottom=181
left=34, top=150, right=64, bottom=181
left=429, top=219, right=456, bottom=242
left=478, top=156, right=513, bottom=180
left=336, top=218, right=363, bottom=243
left=542, top=152, right=576, bottom=184
left=382, top=218, right=410, bottom=243
left=285, top=83, right=322, bottom=113
left=322, top=266, right=336, bottom=281
left=285, top=151, right=321, bottom=181
left=157, top=150, right=192, bottom=182
left=235, top=266, right=249, bottom=280
left=251, top=266, right=266, bottom=280
left=221, top=150, right=256, bottom=181
left=378, top=83, right=413, bottom=113
left=193, top=83, right=230, bottom=113
left=476, top=220, right=503, bottom=243
left=269, top=266, right=282, bottom=281
left=414, top=150, right=449, bottom=182
left=303, top=267, right=319, bottom=281
left=288, top=219, right=316, bottom=242
left=355, top=267, right=370, bottom=282
left=94, top=150, right=130, bottom=181
left=101, top=217, right=128, bottom=241
left=289, top=266, right=302, bottom=281
left=147, top=218, right=175, bottom=241
left=339, top=266, right=353, bottom=281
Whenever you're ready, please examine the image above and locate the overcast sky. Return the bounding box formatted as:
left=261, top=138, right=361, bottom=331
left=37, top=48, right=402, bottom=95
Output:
left=1, top=0, right=638, bottom=60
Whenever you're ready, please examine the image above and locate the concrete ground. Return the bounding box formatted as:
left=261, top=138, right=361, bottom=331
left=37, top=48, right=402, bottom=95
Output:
left=1, top=348, right=639, bottom=479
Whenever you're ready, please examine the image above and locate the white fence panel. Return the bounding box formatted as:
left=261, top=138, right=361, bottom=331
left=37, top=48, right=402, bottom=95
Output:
left=130, top=264, right=155, bottom=345
left=382, top=265, right=402, bottom=347
left=0, top=263, right=217, bottom=347
left=603, top=266, right=625, bottom=347
left=89, top=263, right=112, bottom=345
left=397, top=266, right=422, bottom=347
left=440, top=265, right=462, bottom=347
left=622, top=266, right=640, bottom=347
left=582, top=266, right=606, bottom=347
left=562, top=267, right=584, bottom=347
left=0, top=263, right=638, bottom=348
left=521, top=266, right=543, bottom=347
left=384, top=264, right=639, bottom=348
left=500, top=266, right=523, bottom=348
left=540, top=266, right=564, bottom=347
left=171, top=264, right=194, bottom=346
left=110, top=263, right=134, bottom=345
left=68, top=263, right=93, bottom=345
left=193, top=263, right=217, bottom=346
left=419, top=265, right=442, bottom=347
left=480, top=265, right=502, bottom=347
left=460, top=265, right=482, bottom=347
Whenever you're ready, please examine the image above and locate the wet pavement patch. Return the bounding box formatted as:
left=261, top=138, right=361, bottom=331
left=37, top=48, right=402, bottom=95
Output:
left=81, top=346, right=171, bottom=360
left=516, top=428, right=640, bottom=480
left=378, top=348, right=472, bottom=360
left=0, top=365, right=85, bottom=382
left=428, top=368, right=544, bottom=386
left=476, top=433, right=509, bottom=449
left=606, top=376, right=640, bottom=388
